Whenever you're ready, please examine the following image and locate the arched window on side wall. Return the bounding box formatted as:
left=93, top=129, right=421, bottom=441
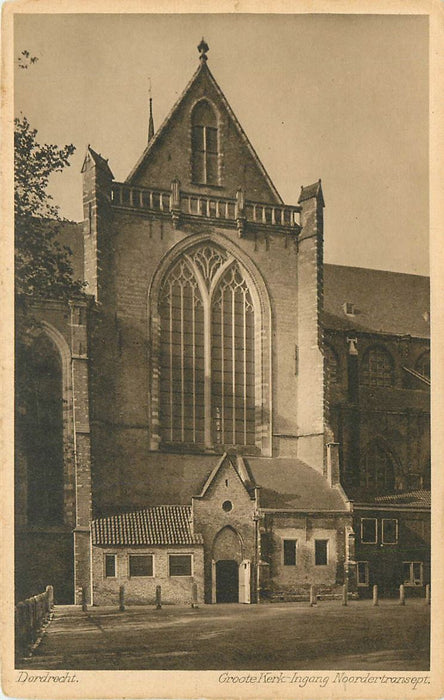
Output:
left=415, top=350, right=430, bottom=380
left=191, top=100, right=219, bottom=185
left=360, top=442, right=396, bottom=493
left=324, top=343, right=340, bottom=385
left=21, top=334, right=65, bottom=524
left=360, top=346, right=394, bottom=388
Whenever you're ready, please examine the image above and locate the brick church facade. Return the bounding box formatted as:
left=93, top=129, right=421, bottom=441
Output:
left=15, top=41, right=430, bottom=605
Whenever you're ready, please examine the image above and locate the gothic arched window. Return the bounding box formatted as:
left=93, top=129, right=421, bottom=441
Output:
left=158, top=244, right=258, bottom=449
left=191, top=100, right=218, bottom=185
left=324, top=343, right=340, bottom=385
left=360, top=346, right=394, bottom=387
left=21, top=334, right=65, bottom=524
left=415, top=350, right=430, bottom=379
left=361, top=442, right=396, bottom=493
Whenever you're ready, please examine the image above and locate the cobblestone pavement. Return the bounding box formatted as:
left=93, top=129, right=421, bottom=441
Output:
left=17, top=600, right=430, bottom=671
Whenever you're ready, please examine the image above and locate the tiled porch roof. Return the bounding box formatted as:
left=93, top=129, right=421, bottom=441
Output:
left=92, top=505, right=203, bottom=546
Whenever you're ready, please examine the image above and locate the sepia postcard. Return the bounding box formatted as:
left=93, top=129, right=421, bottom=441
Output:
left=1, top=1, right=443, bottom=698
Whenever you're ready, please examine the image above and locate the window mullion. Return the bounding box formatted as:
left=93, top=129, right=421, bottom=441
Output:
left=203, top=294, right=212, bottom=447
left=220, top=290, right=225, bottom=442
left=243, top=290, right=247, bottom=445
left=192, top=290, right=196, bottom=443
left=232, top=287, right=236, bottom=443
left=180, top=284, right=185, bottom=442
left=169, top=286, right=173, bottom=443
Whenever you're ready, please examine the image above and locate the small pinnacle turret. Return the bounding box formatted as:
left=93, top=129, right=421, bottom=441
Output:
left=148, top=97, right=154, bottom=142
left=198, top=38, right=209, bottom=63
left=148, top=77, right=154, bottom=143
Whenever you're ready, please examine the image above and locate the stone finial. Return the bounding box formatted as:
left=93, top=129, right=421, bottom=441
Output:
left=198, top=38, right=209, bottom=62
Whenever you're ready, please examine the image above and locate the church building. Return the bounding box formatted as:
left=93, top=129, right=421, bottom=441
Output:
left=15, top=40, right=430, bottom=606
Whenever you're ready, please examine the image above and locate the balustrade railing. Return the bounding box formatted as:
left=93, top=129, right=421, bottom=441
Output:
left=111, top=182, right=300, bottom=228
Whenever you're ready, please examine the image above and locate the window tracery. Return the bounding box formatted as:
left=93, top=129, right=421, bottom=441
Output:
left=158, top=244, right=258, bottom=449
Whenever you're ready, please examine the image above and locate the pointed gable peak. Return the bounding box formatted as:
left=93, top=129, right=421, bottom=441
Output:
left=126, top=45, right=282, bottom=203
left=197, top=453, right=256, bottom=499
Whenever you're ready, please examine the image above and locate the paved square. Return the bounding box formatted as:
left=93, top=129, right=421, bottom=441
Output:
left=18, top=600, right=430, bottom=671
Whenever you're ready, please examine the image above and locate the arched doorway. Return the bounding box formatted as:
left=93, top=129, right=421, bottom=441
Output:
left=212, top=525, right=250, bottom=603
left=216, top=560, right=239, bottom=603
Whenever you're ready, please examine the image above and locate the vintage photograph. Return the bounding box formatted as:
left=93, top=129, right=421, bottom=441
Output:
left=3, top=5, right=441, bottom=698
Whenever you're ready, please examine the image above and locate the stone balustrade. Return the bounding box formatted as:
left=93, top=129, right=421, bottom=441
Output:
left=111, top=182, right=300, bottom=230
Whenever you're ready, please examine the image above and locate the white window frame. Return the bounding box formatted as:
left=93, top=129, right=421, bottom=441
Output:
left=356, top=561, right=369, bottom=586
left=128, top=553, right=155, bottom=578
left=283, top=539, right=297, bottom=567
left=168, top=553, right=194, bottom=577
left=314, top=539, right=329, bottom=566
left=382, top=518, right=399, bottom=545
left=104, top=553, right=117, bottom=578
left=360, top=518, right=378, bottom=544
left=403, top=561, right=423, bottom=586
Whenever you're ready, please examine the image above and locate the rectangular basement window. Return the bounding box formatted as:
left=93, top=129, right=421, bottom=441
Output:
left=382, top=518, right=398, bottom=544
left=361, top=518, right=377, bottom=544
left=129, top=554, right=154, bottom=577
left=169, top=554, right=192, bottom=577
left=283, top=539, right=297, bottom=566
left=357, top=561, right=369, bottom=586
left=314, top=539, right=328, bottom=566
left=104, top=554, right=116, bottom=578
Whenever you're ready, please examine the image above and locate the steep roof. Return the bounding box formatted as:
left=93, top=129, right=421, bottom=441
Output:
left=247, top=457, right=348, bottom=511
left=91, top=505, right=203, bottom=546
left=125, top=60, right=282, bottom=203
left=81, top=146, right=114, bottom=179
left=323, top=264, right=430, bottom=338
left=351, top=489, right=430, bottom=509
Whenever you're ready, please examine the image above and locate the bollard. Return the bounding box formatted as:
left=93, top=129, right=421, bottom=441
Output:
left=309, top=585, right=317, bottom=607
left=119, top=585, right=125, bottom=612
left=81, top=586, right=87, bottom=612
left=372, top=584, right=378, bottom=606
left=155, top=585, right=162, bottom=610
left=425, top=584, right=431, bottom=605
left=46, top=585, right=54, bottom=611
left=399, top=584, right=405, bottom=606
left=191, top=582, right=198, bottom=608
left=342, top=581, right=348, bottom=606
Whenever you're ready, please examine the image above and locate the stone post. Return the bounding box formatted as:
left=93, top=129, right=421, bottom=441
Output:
left=310, top=585, right=317, bottom=607
left=119, top=585, right=125, bottom=612
left=81, top=586, right=87, bottom=612
left=425, top=584, right=431, bottom=605
left=342, top=581, right=348, bottom=606
left=155, top=585, right=162, bottom=610
left=191, top=583, right=198, bottom=609
left=372, top=584, right=378, bottom=606
left=399, top=584, right=405, bottom=606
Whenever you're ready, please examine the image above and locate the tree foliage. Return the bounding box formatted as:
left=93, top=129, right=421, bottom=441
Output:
left=14, top=115, right=84, bottom=301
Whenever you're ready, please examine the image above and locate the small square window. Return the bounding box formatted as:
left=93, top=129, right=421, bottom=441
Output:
left=315, top=539, right=328, bottom=566
left=169, top=554, right=192, bottom=577
left=105, top=554, right=116, bottom=578
left=283, top=539, right=297, bottom=566
left=357, top=561, right=369, bottom=586
left=382, top=519, right=398, bottom=544
left=129, top=555, right=153, bottom=577
left=361, top=518, right=377, bottom=544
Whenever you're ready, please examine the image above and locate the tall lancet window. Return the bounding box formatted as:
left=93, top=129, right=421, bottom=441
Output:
left=191, top=100, right=218, bottom=185
left=158, top=244, right=257, bottom=449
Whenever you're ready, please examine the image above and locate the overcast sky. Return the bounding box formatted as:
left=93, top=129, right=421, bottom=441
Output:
left=14, top=13, right=429, bottom=275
